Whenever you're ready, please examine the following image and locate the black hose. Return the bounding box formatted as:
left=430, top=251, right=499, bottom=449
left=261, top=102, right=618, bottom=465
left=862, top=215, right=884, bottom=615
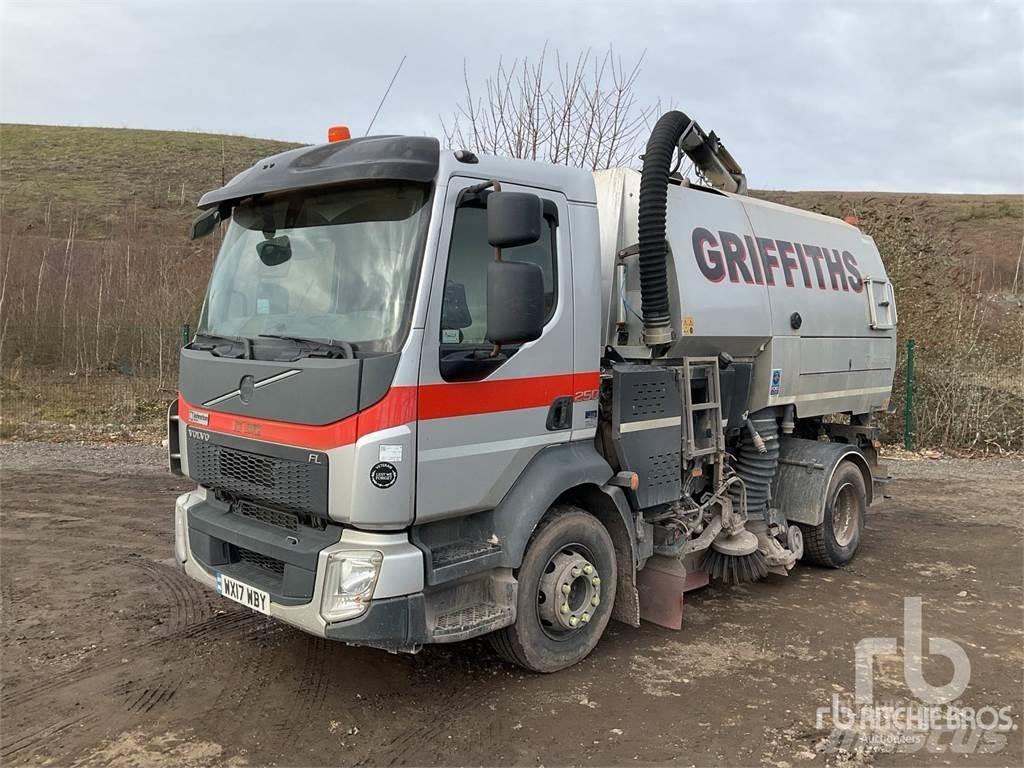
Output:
left=638, top=110, right=693, bottom=346
left=729, top=415, right=780, bottom=517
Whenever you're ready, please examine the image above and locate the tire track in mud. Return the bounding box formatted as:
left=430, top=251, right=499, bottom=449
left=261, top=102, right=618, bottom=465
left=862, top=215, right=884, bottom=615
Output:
left=110, top=677, right=181, bottom=714
left=269, top=636, right=331, bottom=752
left=373, top=665, right=497, bottom=767
left=129, top=555, right=216, bottom=631
left=201, top=616, right=290, bottom=723
left=0, top=577, right=17, bottom=625
left=0, top=562, right=269, bottom=713
left=1, top=610, right=270, bottom=709
left=0, top=712, right=101, bottom=762
left=0, top=609, right=274, bottom=763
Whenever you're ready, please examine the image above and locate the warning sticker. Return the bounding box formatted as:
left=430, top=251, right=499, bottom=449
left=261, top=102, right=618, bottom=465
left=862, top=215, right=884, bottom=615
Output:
left=379, top=444, right=403, bottom=463
left=682, top=315, right=695, bottom=336
left=770, top=368, right=783, bottom=396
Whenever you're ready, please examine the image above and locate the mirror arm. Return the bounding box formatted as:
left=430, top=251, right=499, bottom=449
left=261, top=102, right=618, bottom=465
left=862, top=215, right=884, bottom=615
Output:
left=458, top=178, right=501, bottom=207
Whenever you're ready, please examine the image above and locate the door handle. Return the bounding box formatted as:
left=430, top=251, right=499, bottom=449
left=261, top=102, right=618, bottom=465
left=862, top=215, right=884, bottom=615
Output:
left=546, top=396, right=572, bottom=431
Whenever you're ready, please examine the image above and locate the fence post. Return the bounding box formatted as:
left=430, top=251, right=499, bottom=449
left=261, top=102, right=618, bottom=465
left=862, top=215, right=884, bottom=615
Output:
left=903, top=338, right=915, bottom=450
left=182, top=322, right=190, bottom=348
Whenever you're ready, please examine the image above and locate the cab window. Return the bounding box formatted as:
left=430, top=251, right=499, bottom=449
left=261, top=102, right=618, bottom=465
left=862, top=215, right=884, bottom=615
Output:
left=440, top=202, right=557, bottom=348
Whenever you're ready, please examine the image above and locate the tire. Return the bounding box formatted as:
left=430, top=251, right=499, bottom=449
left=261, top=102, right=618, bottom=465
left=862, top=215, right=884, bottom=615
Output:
left=489, top=505, right=616, bottom=673
left=799, top=461, right=867, bottom=567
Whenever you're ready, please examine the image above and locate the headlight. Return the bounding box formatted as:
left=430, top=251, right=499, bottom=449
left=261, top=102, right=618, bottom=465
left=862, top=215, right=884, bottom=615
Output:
left=320, top=550, right=383, bottom=622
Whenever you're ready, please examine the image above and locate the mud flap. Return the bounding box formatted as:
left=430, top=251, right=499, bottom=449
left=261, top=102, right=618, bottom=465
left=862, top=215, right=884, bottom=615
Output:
left=636, top=555, right=709, bottom=630
left=611, top=569, right=641, bottom=627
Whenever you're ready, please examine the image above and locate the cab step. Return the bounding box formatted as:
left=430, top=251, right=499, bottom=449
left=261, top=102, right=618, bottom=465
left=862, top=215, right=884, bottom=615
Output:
left=426, top=539, right=503, bottom=585
left=431, top=602, right=513, bottom=642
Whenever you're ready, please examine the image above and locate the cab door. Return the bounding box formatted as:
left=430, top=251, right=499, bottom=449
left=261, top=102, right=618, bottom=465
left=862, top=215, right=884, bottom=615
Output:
left=415, top=178, right=575, bottom=522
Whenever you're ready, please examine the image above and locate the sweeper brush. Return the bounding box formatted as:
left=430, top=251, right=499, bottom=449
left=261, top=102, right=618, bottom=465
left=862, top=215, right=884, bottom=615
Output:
left=702, top=547, right=769, bottom=584
left=702, top=529, right=769, bottom=584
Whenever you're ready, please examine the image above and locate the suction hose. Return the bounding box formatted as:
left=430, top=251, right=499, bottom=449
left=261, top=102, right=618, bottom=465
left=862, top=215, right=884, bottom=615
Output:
left=729, top=413, right=780, bottom=518
left=638, top=110, right=693, bottom=347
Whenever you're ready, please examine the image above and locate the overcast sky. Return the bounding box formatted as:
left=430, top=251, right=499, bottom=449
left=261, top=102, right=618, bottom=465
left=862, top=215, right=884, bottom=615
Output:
left=1, top=0, right=1021, bottom=192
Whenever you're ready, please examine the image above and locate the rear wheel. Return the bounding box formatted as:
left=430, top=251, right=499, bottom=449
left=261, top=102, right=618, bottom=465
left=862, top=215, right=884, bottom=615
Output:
left=489, top=505, right=616, bottom=673
left=799, top=461, right=867, bottom=567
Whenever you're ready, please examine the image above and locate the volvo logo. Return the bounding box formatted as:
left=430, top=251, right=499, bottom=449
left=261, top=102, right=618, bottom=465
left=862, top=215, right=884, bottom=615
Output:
left=202, top=369, right=301, bottom=408
left=239, top=375, right=255, bottom=404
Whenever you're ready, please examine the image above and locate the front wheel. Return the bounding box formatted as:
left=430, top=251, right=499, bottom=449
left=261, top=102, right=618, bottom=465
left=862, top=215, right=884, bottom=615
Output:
left=489, top=505, right=616, bottom=673
left=799, top=461, right=867, bottom=567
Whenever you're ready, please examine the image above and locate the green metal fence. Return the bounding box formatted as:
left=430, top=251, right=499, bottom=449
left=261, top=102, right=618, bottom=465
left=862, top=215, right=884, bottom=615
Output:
left=895, top=338, right=1024, bottom=453
left=903, top=339, right=915, bottom=450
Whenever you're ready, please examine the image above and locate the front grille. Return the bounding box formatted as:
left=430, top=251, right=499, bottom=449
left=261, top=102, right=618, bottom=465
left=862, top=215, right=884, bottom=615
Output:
left=237, top=547, right=285, bottom=575
left=188, top=440, right=325, bottom=514
left=236, top=500, right=299, bottom=531
left=221, top=450, right=275, bottom=487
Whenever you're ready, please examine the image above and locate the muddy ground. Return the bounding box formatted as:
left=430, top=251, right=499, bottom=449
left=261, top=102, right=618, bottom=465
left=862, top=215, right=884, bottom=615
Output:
left=1, top=446, right=1021, bottom=767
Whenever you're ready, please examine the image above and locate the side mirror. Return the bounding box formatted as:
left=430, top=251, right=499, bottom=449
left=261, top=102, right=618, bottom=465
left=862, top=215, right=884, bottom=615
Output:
left=486, top=260, right=545, bottom=345
left=487, top=191, right=542, bottom=248
left=190, top=208, right=221, bottom=240
left=257, top=235, right=292, bottom=267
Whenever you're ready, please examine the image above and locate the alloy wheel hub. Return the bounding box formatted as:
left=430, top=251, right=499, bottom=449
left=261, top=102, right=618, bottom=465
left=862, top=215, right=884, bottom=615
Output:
left=538, top=551, right=600, bottom=632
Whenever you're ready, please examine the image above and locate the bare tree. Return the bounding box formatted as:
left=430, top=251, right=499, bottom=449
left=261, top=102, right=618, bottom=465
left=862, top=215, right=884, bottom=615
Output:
left=441, top=46, right=659, bottom=170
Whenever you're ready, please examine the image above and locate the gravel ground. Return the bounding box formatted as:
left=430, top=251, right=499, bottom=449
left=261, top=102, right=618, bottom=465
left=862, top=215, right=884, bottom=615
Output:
left=0, top=441, right=167, bottom=474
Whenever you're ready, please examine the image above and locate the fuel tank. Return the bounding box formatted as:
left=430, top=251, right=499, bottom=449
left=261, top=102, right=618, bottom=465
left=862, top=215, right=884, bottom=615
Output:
left=594, top=168, right=897, bottom=418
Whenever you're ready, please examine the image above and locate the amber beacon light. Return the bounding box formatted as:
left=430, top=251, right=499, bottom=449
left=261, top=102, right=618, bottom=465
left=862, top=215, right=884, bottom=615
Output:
left=327, top=125, right=352, bottom=142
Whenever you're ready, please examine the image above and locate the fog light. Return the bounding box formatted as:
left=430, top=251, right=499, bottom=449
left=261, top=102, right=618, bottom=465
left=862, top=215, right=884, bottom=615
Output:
left=320, top=550, right=383, bottom=622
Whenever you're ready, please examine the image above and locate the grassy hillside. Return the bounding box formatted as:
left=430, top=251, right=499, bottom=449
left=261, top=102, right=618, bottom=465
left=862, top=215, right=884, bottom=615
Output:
left=758, top=192, right=1022, bottom=292
left=1, top=124, right=299, bottom=239
left=0, top=123, right=1021, bottom=449
left=753, top=190, right=1023, bottom=356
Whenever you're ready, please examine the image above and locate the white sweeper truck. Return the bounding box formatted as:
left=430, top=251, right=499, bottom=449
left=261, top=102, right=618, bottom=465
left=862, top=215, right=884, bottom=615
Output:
left=170, top=111, right=896, bottom=671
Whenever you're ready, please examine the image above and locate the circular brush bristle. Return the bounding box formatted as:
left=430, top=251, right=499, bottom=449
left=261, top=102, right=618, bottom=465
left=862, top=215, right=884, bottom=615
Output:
left=702, top=548, right=769, bottom=584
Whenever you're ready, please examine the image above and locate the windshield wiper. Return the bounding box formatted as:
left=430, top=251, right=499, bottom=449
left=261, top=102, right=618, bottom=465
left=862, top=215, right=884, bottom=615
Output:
left=258, top=334, right=355, bottom=359
left=191, top=332, right=253, bottom=359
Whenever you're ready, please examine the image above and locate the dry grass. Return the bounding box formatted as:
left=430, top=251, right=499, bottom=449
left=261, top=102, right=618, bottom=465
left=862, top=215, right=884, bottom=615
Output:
left=0, top=368, right=169, bottom=443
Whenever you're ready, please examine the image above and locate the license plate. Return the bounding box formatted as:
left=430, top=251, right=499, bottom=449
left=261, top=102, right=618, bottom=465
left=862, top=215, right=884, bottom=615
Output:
left=215, top=573, right=270, bottom=615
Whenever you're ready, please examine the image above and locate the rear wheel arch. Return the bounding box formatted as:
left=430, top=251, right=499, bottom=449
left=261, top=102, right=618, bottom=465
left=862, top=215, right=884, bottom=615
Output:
left=842, top=450, right=874, bottom=507
left=799, top=459, right=868, bottom=568
left=776, top=439, right=874, bottom=526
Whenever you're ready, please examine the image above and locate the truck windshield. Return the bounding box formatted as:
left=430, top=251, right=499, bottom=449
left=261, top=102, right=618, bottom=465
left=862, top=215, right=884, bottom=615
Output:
left=197, top=183, right=430, bottom=356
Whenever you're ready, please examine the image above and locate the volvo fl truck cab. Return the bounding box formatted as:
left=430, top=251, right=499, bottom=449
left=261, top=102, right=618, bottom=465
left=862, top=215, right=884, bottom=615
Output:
left=171, top=113, right=896, bottom=672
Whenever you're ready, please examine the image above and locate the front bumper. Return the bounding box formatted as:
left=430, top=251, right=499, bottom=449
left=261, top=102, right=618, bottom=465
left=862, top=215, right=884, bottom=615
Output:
left=175, top=490, right=428, bottom=650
